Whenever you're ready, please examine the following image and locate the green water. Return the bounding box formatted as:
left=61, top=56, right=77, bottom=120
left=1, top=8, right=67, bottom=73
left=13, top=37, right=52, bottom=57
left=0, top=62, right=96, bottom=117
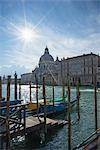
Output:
left=2, top=85, right=100, bottom=150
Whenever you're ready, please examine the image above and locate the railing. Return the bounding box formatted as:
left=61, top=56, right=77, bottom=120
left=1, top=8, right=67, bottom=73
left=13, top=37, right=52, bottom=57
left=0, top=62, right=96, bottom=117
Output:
left=0, top=103, right=26, bottom=149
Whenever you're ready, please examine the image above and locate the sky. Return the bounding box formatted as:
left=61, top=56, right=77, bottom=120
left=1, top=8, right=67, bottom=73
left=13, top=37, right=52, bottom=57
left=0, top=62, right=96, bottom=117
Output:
left=0, top=0, right=100, bottom=77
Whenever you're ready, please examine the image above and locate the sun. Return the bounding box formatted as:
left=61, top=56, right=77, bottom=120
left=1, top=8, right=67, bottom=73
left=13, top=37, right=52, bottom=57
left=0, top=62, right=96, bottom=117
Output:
left=20, top=27, right=35, bottom=43
left=2, top=17, right=39, bottom=44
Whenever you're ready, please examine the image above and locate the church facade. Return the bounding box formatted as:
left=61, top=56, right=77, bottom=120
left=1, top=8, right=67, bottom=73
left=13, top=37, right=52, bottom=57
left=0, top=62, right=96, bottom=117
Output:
left=32, top=47, right=61, bottom=85
left=21, top=47, right=100, bottom=86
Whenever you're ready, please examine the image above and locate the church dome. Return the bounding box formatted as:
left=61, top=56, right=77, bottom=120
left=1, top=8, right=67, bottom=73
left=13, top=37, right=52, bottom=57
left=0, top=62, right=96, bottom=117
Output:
left=39, top=47, right=54, bottom=63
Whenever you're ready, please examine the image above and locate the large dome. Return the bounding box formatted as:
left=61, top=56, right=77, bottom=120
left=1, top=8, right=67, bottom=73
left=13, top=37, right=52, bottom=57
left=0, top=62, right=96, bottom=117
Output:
left=39, top=47, right=54, bottom=63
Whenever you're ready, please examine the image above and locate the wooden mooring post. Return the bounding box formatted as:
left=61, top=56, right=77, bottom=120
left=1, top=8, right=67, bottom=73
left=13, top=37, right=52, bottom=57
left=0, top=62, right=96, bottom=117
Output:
left=29, top=79, right=40, bottom=111
left=61, top=60, right=65, bottom=101
left=0, top=76, right=2, bottom=114
left=23, top=105, right=26, bottom=137
left=6, top=75, right=11, bottom=149
left=0, top=76, right=2, bottom=100
left=43, top=77, right=47, bottom=141
left=62, top=81, right=65, bottom=102
left=19, top=80, right=21, bottom=99
left=14, top=72, right=17, bottom=100
left=52, top=78, right=55, bottom=112
left=29, top=81, right=32, bottom=102
left=77, top=78, right=80, bottom=121
left=35, top=75, right=39, bottom=109
left=67, top=76, right=71, bottom=150
left=94, top=74, right=98, bottom=130
left=18, top=80, right=22, bottom=126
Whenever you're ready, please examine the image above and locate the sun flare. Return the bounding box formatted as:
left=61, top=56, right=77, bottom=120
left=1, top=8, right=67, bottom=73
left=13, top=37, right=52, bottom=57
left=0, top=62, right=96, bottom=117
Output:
left=19, top=27, right=36, bottom=43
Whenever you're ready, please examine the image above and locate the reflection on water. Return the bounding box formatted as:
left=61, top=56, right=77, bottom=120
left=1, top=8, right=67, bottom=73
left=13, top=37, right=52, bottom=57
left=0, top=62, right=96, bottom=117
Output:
left=2, top=85, right=100, bottom=150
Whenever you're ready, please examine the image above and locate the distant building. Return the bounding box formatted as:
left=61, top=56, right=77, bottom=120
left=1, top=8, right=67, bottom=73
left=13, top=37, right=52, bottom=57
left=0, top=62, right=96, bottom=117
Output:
left=61, top=53, right=100, bottom=86
left=21, top=73, right=32, bottom=84
left=21, top=47, right=100, bottom=86
left=2, top=75, right=21, bottom=84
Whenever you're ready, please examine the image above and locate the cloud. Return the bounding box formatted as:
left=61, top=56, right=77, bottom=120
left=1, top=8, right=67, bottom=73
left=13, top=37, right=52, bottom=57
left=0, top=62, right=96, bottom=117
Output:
left=5, top=26, right=100, bottom=75
left=43, top=27, right=100, bottom=58
left=0, top=64, right=29, bottom=77
left=1, top=12, right=100, bottom=76
left=6, top=48, right=39, bottom=71
left=0, top=64, right=12, bottom=75
left=0, top=64, right=11, bottom=69
left=95, top=14, right=100, bottom=25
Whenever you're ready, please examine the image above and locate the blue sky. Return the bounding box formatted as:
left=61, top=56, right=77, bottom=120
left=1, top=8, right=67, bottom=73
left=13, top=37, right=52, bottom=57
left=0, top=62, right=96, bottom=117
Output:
left=0, top=0, right=100, bottom=77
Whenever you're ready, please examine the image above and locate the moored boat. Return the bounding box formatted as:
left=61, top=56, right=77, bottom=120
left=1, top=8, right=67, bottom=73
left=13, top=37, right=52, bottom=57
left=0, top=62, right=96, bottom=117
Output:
left=39, top=97, right=77, bottom=114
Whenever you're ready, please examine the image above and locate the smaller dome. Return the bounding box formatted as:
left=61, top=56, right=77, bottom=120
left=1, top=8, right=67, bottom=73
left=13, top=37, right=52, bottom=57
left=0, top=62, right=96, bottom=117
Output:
left=39, top=47, right=54, bottom=64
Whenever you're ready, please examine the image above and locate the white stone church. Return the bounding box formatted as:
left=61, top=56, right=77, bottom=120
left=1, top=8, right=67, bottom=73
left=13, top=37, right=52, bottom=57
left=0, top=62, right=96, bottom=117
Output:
left=21, top=47, right=100, bottom=86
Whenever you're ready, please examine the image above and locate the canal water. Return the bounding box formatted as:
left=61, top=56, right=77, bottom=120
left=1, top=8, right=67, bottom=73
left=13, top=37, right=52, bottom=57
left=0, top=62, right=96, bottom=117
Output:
left=2, top=85, right=100, bottom=150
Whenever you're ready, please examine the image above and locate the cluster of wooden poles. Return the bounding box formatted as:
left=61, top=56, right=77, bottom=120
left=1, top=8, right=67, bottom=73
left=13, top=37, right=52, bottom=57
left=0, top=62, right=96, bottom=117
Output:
left=73, top=74, right=99, bottom=149
left=0, top=74, right=26, bottom=149
left=0, top=74, right=21, bottom=101
left=0, top=73, right=81, bottom=149
left=66, top=76, right=80, bottom=150
left=0, top=72, right=98, bottom=150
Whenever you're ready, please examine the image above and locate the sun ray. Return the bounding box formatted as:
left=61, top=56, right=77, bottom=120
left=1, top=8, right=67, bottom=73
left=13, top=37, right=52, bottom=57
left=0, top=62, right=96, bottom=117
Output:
left=33, top=6, right=54, bottom=30
left=0, top=15, right=22, bottom=33
left=0, top=4, right=54, bottom=46
left=0, top=15, right=39, bottom=45
left=21, top=0, right=27, bottom=27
